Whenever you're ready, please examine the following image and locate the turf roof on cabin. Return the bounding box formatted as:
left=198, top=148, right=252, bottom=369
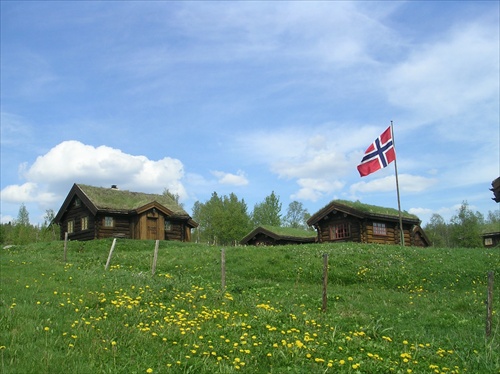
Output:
left=309, top=199, right=419, bottom=223
left=259, top=225, right=317, bottom=238
left=77, top=184, right=188, bottom=216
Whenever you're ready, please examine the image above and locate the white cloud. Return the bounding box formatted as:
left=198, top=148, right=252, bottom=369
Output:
left=1, top=140, right=188, bottom=210
left=0, top=182, right=58, bottom=204
left=291, top=178, right=344, bottom=202
left=386, top=22, right=499, bottom=130
left=350, top=174, right=437, bottom=195
left=211, top=170, right=249, bottom=186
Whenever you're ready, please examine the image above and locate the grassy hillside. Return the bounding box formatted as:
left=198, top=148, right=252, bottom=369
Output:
left=1, top=240, right=499, bottom=373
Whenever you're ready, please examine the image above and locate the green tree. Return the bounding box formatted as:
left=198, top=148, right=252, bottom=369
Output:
left=191, top=192, right=251, bottom=245
left=283, top=201, right=310, bottom=229
left=41, top=209, right=59, bottom=241
left=163, top=189, right=184, bottom=209
left=485, top=209, right=500, bottom=225
left=218, top=193, right=252, bottom=245
left=16, top=203, right=30, bottom=226
left=252, top=191, right=282, bottom=227
left=424, top=213, right=449, bottom=247
left=449, top=201, right=484, bottom=248
left=11, top=203, right=35, bottom=244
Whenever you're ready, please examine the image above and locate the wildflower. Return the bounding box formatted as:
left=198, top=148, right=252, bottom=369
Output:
left=339, top=359, right=346, bottom=365
left=295, top=340, right=304, bottom=348
left=44, top=327, right=50, bottom=332
left=146, top=369, right=153, bottom=373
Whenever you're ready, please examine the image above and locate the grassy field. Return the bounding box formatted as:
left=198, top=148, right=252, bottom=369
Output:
left=1, top=239, right=499, bottom=373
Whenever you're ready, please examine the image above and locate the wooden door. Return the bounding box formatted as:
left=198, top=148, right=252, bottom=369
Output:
left=147, top=217, right=158, bottom=240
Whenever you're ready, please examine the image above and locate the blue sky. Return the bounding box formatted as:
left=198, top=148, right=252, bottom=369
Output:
left=1, top=1, right=499, bottom=227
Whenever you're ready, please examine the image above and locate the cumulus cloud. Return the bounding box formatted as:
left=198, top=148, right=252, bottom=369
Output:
left=386, top=22, right=499, bottom=130
left=1, top=140, right=188, bottom=209
left=0, top=182, right=58, bottom=204
left=291, top=178, right=345, bottom=202
left=350, top=174, right=437, bottom=195
left=211, top=170, right=249, bottom=186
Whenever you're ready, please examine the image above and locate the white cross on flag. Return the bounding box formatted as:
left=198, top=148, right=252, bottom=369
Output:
left=357, top=126, right=396, bottom=177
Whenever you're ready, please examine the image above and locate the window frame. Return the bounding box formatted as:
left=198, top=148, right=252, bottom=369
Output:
left=81, top=216, right=89, bottom=231
left=373, top=222, right=387, bottom=236
left=104, top=216, right=114, bottom=228
left=330, top=223, right=351, bottom=240
left=164, top=219, right=172, bottom=232
left=67, top=220, right=74, bottom=234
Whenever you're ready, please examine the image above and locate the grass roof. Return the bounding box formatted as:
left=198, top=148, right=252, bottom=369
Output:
left=78, top=184, right=188, bottom=216
left=259, top=225, right=316, bottom=239
left=333, top=199, right=419, bottom=220
left=482, top=223, right=500, bottom=235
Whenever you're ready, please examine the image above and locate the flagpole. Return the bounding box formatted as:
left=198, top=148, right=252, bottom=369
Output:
left=391, top=121, right=405, bottom=246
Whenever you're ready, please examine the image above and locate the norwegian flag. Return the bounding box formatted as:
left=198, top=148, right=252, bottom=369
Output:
left=357, top=126, right=396, bottom=177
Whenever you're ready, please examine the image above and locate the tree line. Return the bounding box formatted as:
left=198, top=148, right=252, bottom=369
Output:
left=0, top=204, right=60, bottom=245
left=1, top=195, right=497, bottom=248
left=191, top=191, right=312, bottom=245
left=423, top=201, right=499, bottom=248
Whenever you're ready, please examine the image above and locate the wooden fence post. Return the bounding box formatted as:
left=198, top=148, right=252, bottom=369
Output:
left=486, top=271, right=494, bottom=337
left=63, top=232, right=68, bottom=262
left=105, top=238, right=117, bottom=271
left=152, top=240, right=160, bottom=276
left=322, top=253, right=328, bottom=312
left=221, top=248, right=226, bottom=293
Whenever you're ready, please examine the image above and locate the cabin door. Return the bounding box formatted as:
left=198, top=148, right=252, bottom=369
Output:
left=147, top=217, right=158, bottom=240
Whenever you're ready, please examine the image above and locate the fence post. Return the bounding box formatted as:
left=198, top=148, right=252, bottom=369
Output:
left=221, top=248, right=226, bottom=293
left=486, top=271, right=494, bottom=337
left=105, top=238, right=117, bottom=271
left=322, top=253, right=328, bottom=312
left=63, top=232, right=68, bottom=262
left=152, top=240, right=160, bottom=276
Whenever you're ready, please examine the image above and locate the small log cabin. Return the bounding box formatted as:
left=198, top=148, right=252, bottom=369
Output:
left=54, top=184, right=198, bottom=241
left=481, top=225, right=500, bottom=248
left=307, top=200, right=430, bottom=247
left=240, top=225, right=316, bottom=246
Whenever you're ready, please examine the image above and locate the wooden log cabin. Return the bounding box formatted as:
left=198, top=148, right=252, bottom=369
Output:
left=54, top=184, right=198, bottom=241
left=240, top=225, right=316, bottom=246
left=307, top=200, right=430, bottom=247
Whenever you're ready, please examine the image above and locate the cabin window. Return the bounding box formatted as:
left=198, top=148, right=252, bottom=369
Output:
left=330, top=223, right=350, bottom=240
left=81, top=216, right=89, bottom=231
left=67, top=220, right=74, bottom=234
left=104, top=216, right=114, bottom=227
left=74, top=197, right=81, bottom=207
left=373, top=222, right=387, bottom=236
left=164, top=220, right=172, bottom=231
left=485, top=238, right=493, bottom=246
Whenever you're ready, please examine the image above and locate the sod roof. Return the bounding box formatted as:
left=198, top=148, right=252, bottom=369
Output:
left=77, top=184, right=188, bottom=216
left=240, top=225, right=316, bottom=244
left=307, top=199, right=420, bottom=226
left=481, top=223, right=500, bottom=235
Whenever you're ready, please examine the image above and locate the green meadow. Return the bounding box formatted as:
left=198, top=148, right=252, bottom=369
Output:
left=1, top=240, right=499, bottom=373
